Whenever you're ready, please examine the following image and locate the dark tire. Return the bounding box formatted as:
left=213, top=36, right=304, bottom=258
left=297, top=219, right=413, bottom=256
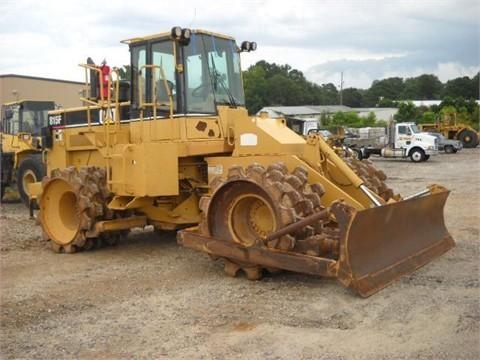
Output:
left=458, top=130, right=479, bottom=148
left=16, top=154, right=46, bottom=207
left=444, top=145, right=454, bottom=154
left=424, top=155, right=430, bottom=161
left=1, top=152, right=14, bottom=201
left=409, top=148, right=425, bottom=163
left=352, top=148, right=363, bottom=160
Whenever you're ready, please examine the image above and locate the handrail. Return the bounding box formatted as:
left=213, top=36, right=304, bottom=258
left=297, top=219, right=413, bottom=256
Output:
left=78, top=62, right=124, bottom=192
left=137, top=63, right=175, bottom=132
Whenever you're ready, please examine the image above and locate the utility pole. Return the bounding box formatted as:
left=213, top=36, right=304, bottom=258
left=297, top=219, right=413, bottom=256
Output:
left=339, top=72, right=344, bottom=105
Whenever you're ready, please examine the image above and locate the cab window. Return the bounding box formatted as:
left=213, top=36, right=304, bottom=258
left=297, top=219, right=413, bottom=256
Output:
left=185, top=50, right=216, bottom=114
left=131, top=46, right=146, bottom=107
left=398, top=125, right=410, bottom=135
left=151, top=41, right=177, bottom=112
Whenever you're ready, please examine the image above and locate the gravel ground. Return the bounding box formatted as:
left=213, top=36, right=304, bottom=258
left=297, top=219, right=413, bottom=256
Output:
left=1, top=148, right=479, bottom=360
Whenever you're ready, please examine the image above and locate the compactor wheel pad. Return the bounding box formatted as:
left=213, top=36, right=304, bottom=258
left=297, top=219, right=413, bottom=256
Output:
left=199, top=162, right=340, bottom=279
left=344, top=158, right=395, bottom=201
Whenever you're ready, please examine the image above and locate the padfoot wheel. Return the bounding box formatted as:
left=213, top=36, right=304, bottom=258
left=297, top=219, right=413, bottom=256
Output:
left=199, top=162, right=340, bottom=280
left=344, top=158, right=395, bottom=201
left=38, top=166, right=114, bottom=253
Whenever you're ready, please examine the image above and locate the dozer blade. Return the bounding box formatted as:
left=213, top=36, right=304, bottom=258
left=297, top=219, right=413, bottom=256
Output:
left=332, top=189, right=455, bottom=297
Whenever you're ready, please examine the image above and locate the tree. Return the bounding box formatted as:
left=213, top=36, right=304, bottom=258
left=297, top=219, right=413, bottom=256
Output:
left=394, top=101, right=417, bottom=121
left=266, top=74, right=303, bottom=106
left=242, top=61, right=336, bottom=112
left=472, top=72, right=479, bottom=99
left=319, top=83, right=339, bottom=105
left=243, top=64, right=268, bottom=114
left=401, top=74, right=443, bottom=100
left=241, top=60, right=477, bottom=118
left=421, top=111, right=436, bottom=123
left=443, top=76, right=475, bottom=99
left=117, top=65, right=131, bottom=80
left=362, top=112, right=377, bottom=126
left=342, top=88, right=364, bottom=107
left=328, top=111, right=378, bottom=128
left=363, top=77, right=405, bottom=106
left=377, top=98, right=398, bottom=107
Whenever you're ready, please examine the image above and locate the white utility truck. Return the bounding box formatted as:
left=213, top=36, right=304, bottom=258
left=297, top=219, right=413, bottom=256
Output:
left=346, top=122, right=438, bottom=162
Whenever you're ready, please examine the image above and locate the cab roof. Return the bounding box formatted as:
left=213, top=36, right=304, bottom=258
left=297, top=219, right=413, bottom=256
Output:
left=3, top=100, right=55, bottom=106
left=121, top=28, right=235, bottom=45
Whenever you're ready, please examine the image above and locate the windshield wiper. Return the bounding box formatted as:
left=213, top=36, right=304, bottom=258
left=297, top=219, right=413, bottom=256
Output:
left=209, top=54, right=237, bottom=108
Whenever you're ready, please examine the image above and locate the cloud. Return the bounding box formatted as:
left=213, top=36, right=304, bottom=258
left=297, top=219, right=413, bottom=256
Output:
left=306, top=55, right=480, bottom=89
left=0, top=0, right=478, bottom=88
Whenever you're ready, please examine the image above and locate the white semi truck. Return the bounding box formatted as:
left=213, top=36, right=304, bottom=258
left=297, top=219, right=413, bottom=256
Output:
left=346, top=122, right=438, bottom=162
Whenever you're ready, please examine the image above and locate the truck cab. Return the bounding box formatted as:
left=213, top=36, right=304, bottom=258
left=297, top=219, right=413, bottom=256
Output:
left=350, top=122, right=438, bottom=162
left=285, top=117, right=319, bottom=136
left=389, top=122, right=438, bottom=162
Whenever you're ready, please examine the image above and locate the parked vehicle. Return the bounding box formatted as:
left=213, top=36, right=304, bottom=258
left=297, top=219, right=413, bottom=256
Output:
left=1, top=100, right=55, bottom=205
left=317, top=129, right=333, bottom=140
left=419, top=114, right=479, bottom=148
left=427, top=132, right=462, bottom=153
left=346, top=121, right=438, bottom=162
left=285, top=117, right=319, bottom=136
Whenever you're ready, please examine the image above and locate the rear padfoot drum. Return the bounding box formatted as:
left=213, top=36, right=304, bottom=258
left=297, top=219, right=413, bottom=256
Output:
left=38, top=166, right=121, bottom=253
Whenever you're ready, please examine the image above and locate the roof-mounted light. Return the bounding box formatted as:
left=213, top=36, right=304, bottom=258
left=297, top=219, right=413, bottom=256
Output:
left=171, top=26, right=191, bottom=45
left=182, top=28, right=191, bottom=41
left=171, top=26, right=182, bottom=39
left=240, top=41, right=257, bottom=52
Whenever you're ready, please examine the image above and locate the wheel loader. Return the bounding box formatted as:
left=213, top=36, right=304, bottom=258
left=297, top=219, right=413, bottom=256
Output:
left=30, top=27, right=455, bottom=297
left=419, top=114, right=479, bottom=148
left=1, top=100, right=55, bottom=205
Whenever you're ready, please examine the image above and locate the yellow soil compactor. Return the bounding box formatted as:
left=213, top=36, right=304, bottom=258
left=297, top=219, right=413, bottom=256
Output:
left=30, top=27, right=455, bottom=297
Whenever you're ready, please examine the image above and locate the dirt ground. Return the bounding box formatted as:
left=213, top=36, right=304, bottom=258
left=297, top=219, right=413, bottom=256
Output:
left=1, top=149, right=479, bottom=360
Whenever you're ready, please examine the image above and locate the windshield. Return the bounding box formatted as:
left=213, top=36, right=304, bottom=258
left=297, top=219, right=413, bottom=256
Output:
left=319, top=130, right=332, bottom=138
left=184, top=34, right=245, bottom=114
left=410, top=124, right=420, bottom=134
left=22, top=102, right=51, bottom=135
left=2, top=102, right=51, bottom=135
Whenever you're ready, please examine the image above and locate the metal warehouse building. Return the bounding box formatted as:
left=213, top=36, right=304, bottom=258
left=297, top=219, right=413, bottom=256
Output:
left=258, top=105, right=398, bottom=123
left=0, top=74, right=85, bottom=108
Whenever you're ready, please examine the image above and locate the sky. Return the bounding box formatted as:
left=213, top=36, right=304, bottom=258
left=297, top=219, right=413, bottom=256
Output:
left=1, top=0, right=479, bottom=89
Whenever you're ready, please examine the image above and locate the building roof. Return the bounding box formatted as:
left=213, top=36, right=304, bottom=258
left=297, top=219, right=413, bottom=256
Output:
left=258, top=105, right=353, bottom=117
left=0, top=74, right=84, bottom=85
left=259, top=106, right=320, bottom=116
left=309, top=105, right=352, bottom=112
left=257, top=105, right=399, bottom=121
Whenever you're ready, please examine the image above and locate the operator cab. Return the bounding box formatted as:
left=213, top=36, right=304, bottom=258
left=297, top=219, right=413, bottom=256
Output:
left=1, top=101, right=55, bottom=136
left=122, top=27, right=256, bottom=119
